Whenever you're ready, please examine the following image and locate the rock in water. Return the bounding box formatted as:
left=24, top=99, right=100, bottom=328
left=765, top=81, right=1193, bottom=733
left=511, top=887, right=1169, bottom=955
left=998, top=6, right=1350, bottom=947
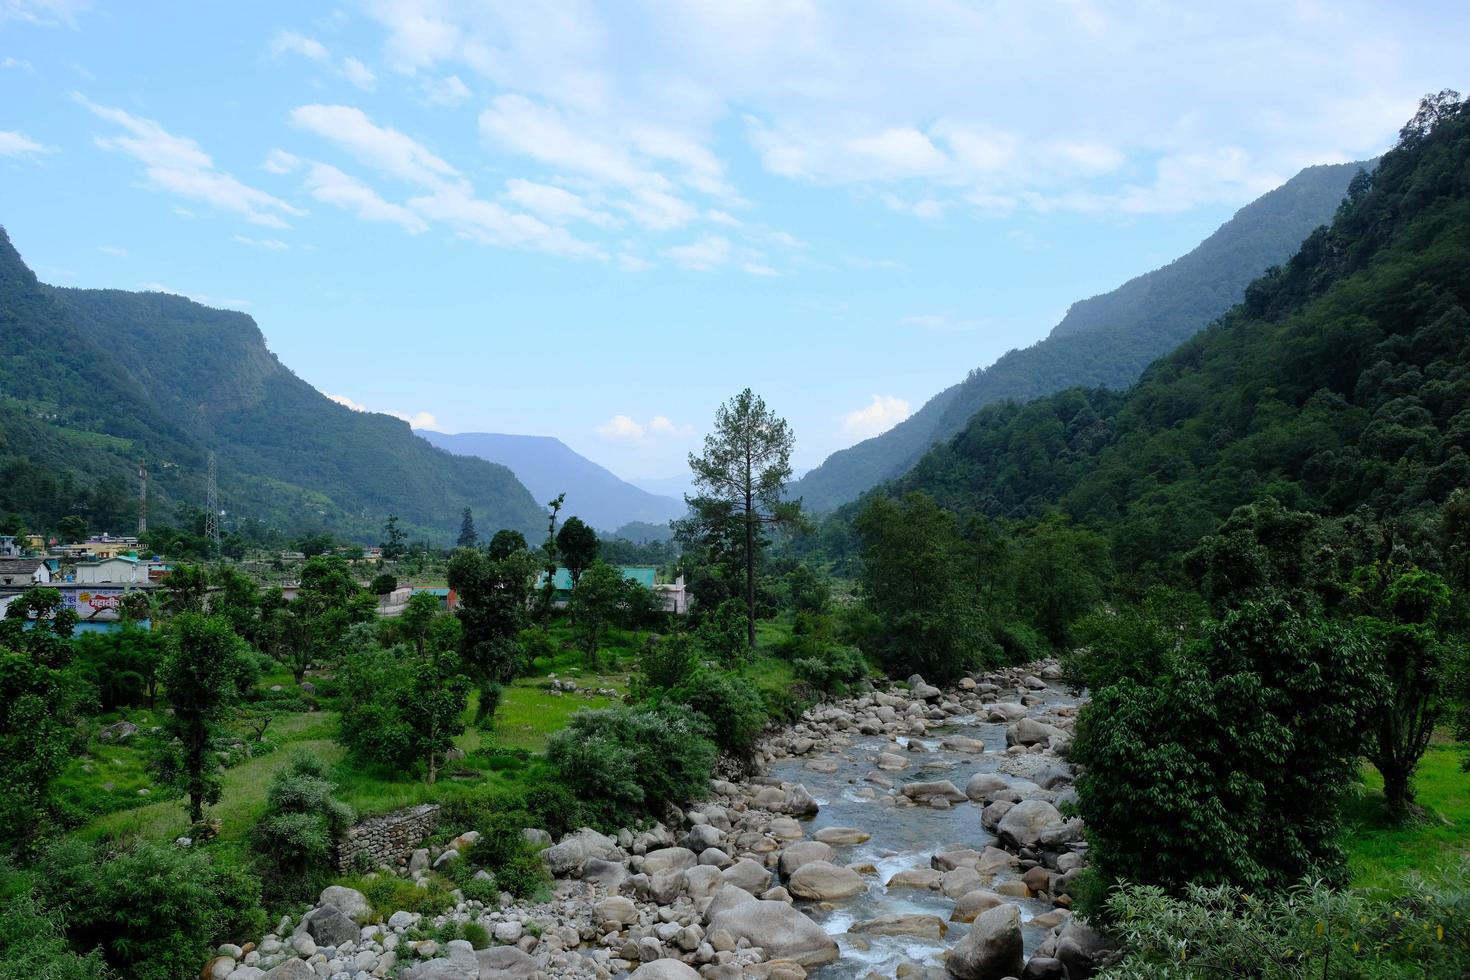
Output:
left=628, top=962, right=701, bottom=979
left=946, top=903, right=1023, bottom=979
left=996, top=799, right=1065, bottom=849
left=786, top=860, right=866, bottom=900
left=708, top=900, right=839, bottom=966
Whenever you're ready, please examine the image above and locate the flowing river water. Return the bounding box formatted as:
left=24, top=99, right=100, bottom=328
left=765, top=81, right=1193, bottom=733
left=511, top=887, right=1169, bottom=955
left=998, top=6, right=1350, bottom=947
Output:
left=763, top=683, right=1080, bottom=978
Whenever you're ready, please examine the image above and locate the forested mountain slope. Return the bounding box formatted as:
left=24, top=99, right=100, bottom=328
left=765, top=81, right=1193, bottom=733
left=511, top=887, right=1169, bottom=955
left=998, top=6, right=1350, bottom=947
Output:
left=417, top=430, right=685, bottom=533
left=792, top=160, right=1367, bottom=513
left=0, top=230, right=546, bottom=543
left=890, top=95, right=1470, bottom=574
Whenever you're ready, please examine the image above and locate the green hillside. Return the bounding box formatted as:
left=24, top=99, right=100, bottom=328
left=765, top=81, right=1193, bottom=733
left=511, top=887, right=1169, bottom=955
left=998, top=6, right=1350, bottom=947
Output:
left=887, top=95, right=1470, bottom=574
left=0, top=231, right=546, bottom=543
left=792, top=159, right=1368, bottom=512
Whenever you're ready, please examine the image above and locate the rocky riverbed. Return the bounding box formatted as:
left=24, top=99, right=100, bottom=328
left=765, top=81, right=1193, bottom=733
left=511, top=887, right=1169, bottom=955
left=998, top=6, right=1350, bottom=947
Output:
left=208, top=659, right=1111, bottom=980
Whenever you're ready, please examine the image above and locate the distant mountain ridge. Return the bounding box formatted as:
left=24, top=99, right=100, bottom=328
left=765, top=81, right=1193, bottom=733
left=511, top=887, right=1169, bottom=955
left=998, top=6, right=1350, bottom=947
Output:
left=790, top=159, right=1371, bottom=513
left=0, top=227, right=546, bottom=543
left=417, top=430, right=685, bottom=533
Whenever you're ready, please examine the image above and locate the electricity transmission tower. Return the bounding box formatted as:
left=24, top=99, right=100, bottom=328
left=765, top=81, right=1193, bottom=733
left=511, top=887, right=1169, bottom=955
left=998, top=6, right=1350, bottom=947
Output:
left=137, top=462, right=148, bottom=537
left=205, top=452, right=220, bottom=548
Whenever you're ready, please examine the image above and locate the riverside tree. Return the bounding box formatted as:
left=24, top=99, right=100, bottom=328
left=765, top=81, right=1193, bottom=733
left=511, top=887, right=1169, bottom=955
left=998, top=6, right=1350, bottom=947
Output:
left=157, top=613, right=255, bottom=823
left=677, top=388, right=801, bottom=648
left=556, top=516, right=599, bottom=586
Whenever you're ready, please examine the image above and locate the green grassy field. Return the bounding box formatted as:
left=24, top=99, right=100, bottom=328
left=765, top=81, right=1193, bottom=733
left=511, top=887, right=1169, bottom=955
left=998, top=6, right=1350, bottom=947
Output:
left=1346, top=734, right=1469, bottom=892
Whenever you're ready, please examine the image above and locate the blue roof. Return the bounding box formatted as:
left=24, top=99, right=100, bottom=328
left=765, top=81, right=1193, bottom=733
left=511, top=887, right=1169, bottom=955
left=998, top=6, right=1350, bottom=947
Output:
left=536, top=566, right=657, bottom=590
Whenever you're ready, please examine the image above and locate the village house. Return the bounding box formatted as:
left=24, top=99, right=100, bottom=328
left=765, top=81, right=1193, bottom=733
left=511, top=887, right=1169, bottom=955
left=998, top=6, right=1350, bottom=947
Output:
left=0, top=557, right=52, bottom=588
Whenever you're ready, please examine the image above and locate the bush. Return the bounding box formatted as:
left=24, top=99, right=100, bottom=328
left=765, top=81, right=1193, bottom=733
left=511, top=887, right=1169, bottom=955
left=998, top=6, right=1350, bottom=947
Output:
left=698, top=599, right=750, bottom=667
left=521, top=781, right=587, bottom=839
left=37, top=838, right=265, bottom=980
left=793, top=645, right=868, bottom=694
left=0, top=863, right=112, bottom=979
left=336, top=873, right=457, bottom=921
left=546, top=704, right=717, bottom=829
left=631, top=632, right=699, bottom=699
left=1097, top=861, right=1470, bottom=978
left=252, top=752, right=354, bottom=903
left=459, top=875, right=499, bottom=905
left=466, top=809, right=548, bottom=900
left=667, top=670, right=768, bottom=758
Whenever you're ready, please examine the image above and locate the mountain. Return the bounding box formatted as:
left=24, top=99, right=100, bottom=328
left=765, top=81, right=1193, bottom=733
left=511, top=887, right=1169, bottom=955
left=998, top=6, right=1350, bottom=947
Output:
left=0, top=228, right=546, bottom=544
left=886, top=96, right=1470, bottom=572
left=628, top=475, right=698, bottom=501
left=416, top=431, right=685, bottom=533
left=792, top=159, right=1370, bottom=513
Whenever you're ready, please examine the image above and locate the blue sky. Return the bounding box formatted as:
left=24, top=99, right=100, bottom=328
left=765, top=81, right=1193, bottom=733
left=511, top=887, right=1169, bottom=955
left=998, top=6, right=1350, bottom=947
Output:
left=2, top=1, right=1466, bottom=481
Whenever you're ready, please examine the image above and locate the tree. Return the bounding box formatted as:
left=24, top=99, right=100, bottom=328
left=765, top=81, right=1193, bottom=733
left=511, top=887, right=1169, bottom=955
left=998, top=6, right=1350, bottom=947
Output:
left=157, top=614, right=254, bottom=823
left=251, top=752, right=354, bottom=901
left=0, top=638, right=86, bottom=854
left=380, top=514, right=407, bottom=560
left=448, top=546, right=540, bottom=683
left=338, top=640, right=469, bottom=784
left=56, top=513, right=86, bottom=542
left=556, top=516, right=600, bottom=586
left=680, top=389, right=801, bottom=647
left=569, top=560, right=628, bottom=669
left=369, top=572, right=398, bottom=596
left=1356, top=566, right=1456, bottom=815
left=284, top=555, right=376, bottom=680
left=488, top=528, right=528, bottom=560
left=854, top=492, right=987, bottom=682
left=457, top=507, right=478, bottom=548
left=161, top=563, right=210, bottom=616
left=1009, top=518, right=1111, bottom=648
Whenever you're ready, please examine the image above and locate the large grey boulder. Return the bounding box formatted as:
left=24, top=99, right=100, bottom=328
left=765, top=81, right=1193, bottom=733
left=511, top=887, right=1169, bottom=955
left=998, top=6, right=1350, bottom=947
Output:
left=703, top=883, right=758, bottom=924
left=720, top=858, right=772, bottom=894
left=681, top=823, right=723, bottom=852
left=262, top=961, right=315, bottom=980
left=900, top=780, right=967, bottom=803
left=476, top=945, right=536, bottom=979
left=951, top=889, right=1006, bottom=923
left=318, top=885, right=370, bottom=921
left=787, top=860, right=865, bottom=900
left=642, top=846, right=697, bottom=875
left=777, top=840, right=835, bottom=878
left=300, top=905, right=359, bottom=947
left=708, top=900, right=839, bottom=967
left=996, top=800, right=1065, bottom=849
left=1009, top=717, right=1066, bottom=747
left=540, top=839, right=586, bottom=876
left=945, top=903, right=1024, bottom=979
left=628, top=962, right=701, bottom=979
left=850, top=913, right=947, bottom=939
left=399, top=948, right=479, bottom=980
left=964, top=772, right=1010, bottom=801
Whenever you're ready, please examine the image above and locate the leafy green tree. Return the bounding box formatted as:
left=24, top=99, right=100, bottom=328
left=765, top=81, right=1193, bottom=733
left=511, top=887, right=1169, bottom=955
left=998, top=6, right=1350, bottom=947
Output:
left=0, top=586, right=79, bottom=667
left=284, top=555, right=376, bottom=679
left=1074, top=599, right=1382, bottom=895
left=1010, top=517, right=1111, bottom=648
left=0, top=642, right=86, bottom=855
left=448, top=545, right=540, bottom=682
left=555, top=516, right=599, bottom=586
left=381, top=513, right=407, bottom=560
left=854, top=492, right=986, bottom=682
left=488, top=528, right=528, bottom=560
left=56, top=513, right=86, bottom=542
left=680, top=389, right=801, bottom=648
left=251, top=752, right=354, bottom=902
left=157, top=614, right=255, bottom=823
left=161, top=562, right=210, bottom=616
left=338, top=642, right=470, bottom=784
left=457, top=507, right=478, bottom=548
left=72, top=624, right=164, bottom=710
left=369, top=572, right=398, bottom=596
left=537, top=494, right=565, bottom=621
left=568, top=560, right=627, bottom=669
left=632, top=631, right=700, bottom=699
left=698, top=597, right=749, bottom=667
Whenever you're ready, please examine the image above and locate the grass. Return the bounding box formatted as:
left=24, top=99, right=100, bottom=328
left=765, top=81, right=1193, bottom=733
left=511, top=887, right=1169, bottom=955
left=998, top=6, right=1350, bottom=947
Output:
left=1346, top=733, right=1470, bottom=892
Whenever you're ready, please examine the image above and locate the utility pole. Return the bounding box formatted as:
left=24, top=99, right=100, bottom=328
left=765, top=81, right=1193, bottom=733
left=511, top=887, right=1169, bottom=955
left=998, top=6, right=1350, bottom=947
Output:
left=205, top=452, right=220, bottom=548
left=137, top=461, right=148, bottom=537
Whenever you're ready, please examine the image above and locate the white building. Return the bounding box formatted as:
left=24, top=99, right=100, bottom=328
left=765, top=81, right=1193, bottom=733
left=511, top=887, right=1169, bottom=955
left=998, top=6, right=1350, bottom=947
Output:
left=0, top=558, right=51, bottom=587
left=73, top=555, right=152, bottom=585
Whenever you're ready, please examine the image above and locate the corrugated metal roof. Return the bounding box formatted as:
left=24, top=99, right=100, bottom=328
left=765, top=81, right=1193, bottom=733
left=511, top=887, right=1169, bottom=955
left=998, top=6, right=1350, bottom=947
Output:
left=536, top=566, right=657, bottom=590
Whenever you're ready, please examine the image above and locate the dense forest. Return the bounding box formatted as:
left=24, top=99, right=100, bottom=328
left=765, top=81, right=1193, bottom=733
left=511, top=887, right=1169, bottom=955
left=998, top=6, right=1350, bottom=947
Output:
left=792, top=160, right=1366, bottom=512
left=0, top=235, right=546, bottom=544
left=877, top=96, right=1470, bottom=578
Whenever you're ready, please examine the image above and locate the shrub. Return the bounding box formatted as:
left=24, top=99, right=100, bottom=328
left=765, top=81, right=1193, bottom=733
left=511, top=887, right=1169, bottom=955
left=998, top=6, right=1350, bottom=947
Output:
left=698, top=599, right=750, bottom=667
left=460, top=920, right=491, bottom=949
left=0, top=863, right=111, bottom=979
left=466, top=809, right=548, bottom=900
left=667, top=670, right=768, bottom=758
left=477, top=681, right=504, bottom=728
left=252, top=752, right=354, bottom=903
left=792, top=645, right=868, bottom=694
left=521, top=781, right=587, bottom=838
left=336, top=873, right=456, bottom=921
left=37, top=838, right=265, bottom=980
left=546, top=704, right=717, bottom=828
left=631, top=632, right=699, bottom=699
left=459, top=875, right=499, bottom=905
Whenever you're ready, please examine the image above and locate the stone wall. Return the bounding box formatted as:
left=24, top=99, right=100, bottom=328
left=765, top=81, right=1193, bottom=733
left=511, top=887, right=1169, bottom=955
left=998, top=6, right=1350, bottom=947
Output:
left=334, top=803, right=440, bottom=872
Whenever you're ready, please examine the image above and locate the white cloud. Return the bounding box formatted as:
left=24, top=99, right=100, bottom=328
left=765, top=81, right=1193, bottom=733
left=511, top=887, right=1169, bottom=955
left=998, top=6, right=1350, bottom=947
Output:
left=97, top=245, right=126, bottom=256
left=662, top=234, right=730, bottom=271
left=840, top=394, right=911, bottom=439
left=270, top=31, right=329, bottom=62
left=503, top=178, right=616, bottom=227
left=0, top=130, right=48, bottom=157
left=290, top=104, right=460, bottom=187
left=409, top=183, right=604, bottom=258
left=420, top=74, right=470, bottom=107
left=3, top=56, right=35, bottom=71
left=617, top=252, right=653, bottom=272
left=341, top=57, right=376, bottom=90
left=233, top=235, right=289, bottom=250
left=301, top=162, right=428, bottom=233
left=2, top=0, right=88, bottom=27
left=328, top=392, right=442, bottom=431
left=78, top=96, right=303, bottom=228
left=901, top=313, right=982, bottom=331
left=263, top=148, right=300, bottom=174
left=741, top=262, right=778, bottom=277
left=596, top=414, right=694, bottom=441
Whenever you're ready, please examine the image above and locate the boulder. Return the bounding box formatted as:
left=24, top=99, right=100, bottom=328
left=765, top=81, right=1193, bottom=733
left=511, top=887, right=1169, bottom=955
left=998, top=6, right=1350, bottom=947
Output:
left=1021, top=957, right=1067, bottom=980
left=777, top=840, right=835, bottom=879
left=849, top=913, right=947, bottom=939
left=899, top=780, right=967, bottom=804
left=475, top=945, right=536, bottom=979
left=1009, top=718, right=1066, bottom=748
left=628, top=962, right=701, bottom=980
left=996, top=800, right=1065, bottom=849
left=708, top=900, right=839, bottom=967
left=399, top=947, right=479, bottom=980
left=704, top=883, right=758, bottom=924
left=964, top=772, right=1010, bottom=801
left=318, top=885, right=370, bottom=921
left=594, top=895, right=638, bottom=928
left=950, top=889, right=1005, bottom=923
left=301, top=905, right=359, bottom=947
left=682, top=823, right=723, bottom=852
left=941, top=867, right=985, bottom=898
left=261, top=961, right=316, bottom=980
left=787, top=861, right=866, bottom=900
left=783, top=784, right=820, bottom=816
left=941, top=736, right=986, bottom=753
left=583, top=858, right=628, bottom=889
left=813, top=826, right=870, bottom=845
left=945, top=903, right=1023, bottom=979
left=642, top=846, right=697, bottom=875
left=721, top=858, right=772, bottom=895
left=885, top=868, right=942, bottom=890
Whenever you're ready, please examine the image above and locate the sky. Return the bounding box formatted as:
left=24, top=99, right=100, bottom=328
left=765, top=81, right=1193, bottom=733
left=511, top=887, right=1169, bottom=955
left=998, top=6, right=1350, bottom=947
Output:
left=1, top=1, right=1466, bottom=482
